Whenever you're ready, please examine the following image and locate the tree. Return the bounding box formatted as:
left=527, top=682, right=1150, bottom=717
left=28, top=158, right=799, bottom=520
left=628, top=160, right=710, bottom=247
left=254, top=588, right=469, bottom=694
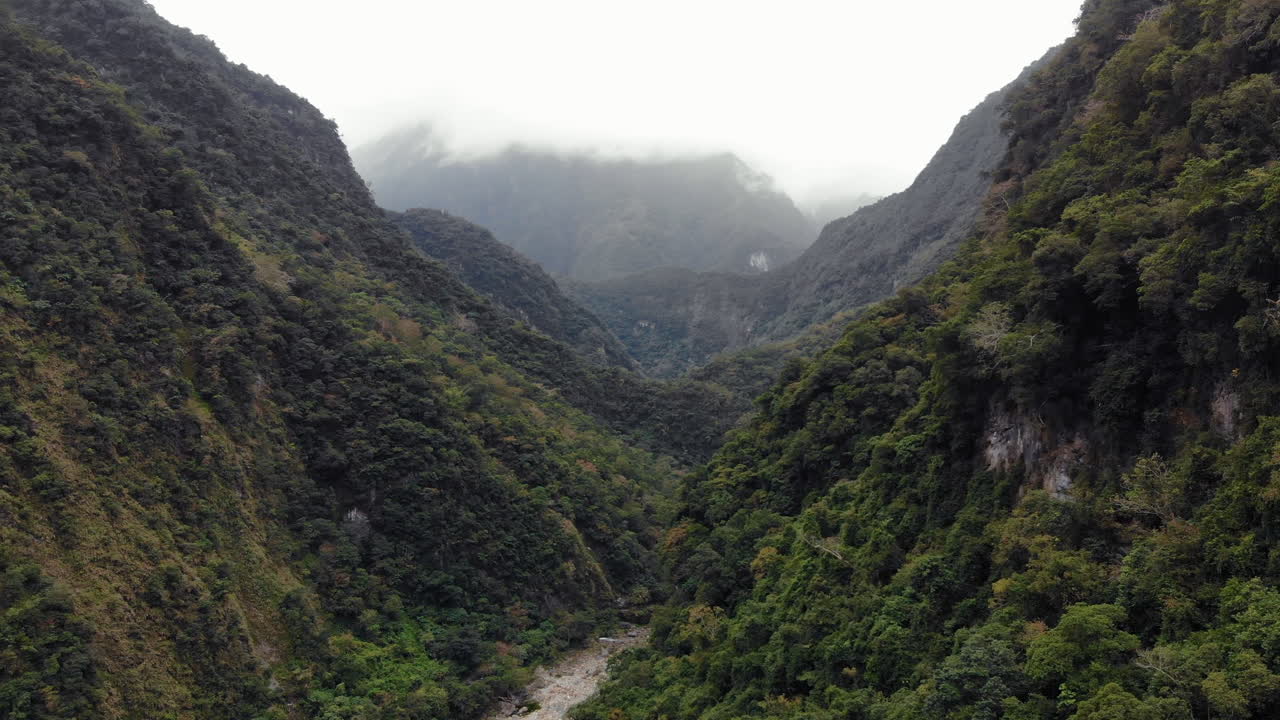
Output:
left=1069, top=683, right=1190, bottom=720
left=967, top=303, right=1013, bottom=365
left=1026, top=604, right=1139, bottom=689
left=1202, top=650, right=1280, bottom=719
left=1113, top=455, right=1184, bottom=524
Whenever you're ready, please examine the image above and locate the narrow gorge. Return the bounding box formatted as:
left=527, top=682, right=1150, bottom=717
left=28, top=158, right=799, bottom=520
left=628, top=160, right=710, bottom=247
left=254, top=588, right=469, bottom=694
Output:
left=5, top=1, right=1280, bottom=720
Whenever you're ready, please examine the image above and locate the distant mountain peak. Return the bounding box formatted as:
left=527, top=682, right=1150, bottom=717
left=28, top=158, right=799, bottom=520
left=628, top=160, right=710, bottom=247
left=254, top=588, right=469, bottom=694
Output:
left=353, top=132, right=816, bottom=281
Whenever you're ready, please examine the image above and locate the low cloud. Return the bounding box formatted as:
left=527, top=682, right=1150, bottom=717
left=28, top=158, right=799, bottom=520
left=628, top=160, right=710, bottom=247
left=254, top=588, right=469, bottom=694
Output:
left=148, top=0, right=1082, bottom=205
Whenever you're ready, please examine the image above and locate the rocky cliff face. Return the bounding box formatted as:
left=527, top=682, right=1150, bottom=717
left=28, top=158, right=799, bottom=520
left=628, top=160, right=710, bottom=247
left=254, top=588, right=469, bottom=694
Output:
left=753, top=52, right=1054, bottom=342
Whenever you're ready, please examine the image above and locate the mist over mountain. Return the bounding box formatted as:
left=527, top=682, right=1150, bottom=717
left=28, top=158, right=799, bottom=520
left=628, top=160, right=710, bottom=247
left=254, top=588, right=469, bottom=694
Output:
left=801, top=191, right=881, bottom=231
left=11, top=1, right=1280, bottom=720
left=567, top=53, right=1049, bottom=377
left=756, top=50, right=1056, bottom=341
left=353, top=131, right=816, bottom=281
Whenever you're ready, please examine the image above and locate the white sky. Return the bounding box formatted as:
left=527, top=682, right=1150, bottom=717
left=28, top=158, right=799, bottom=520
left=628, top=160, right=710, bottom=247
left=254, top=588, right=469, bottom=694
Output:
left=145, top=0, right=1082, bottom=205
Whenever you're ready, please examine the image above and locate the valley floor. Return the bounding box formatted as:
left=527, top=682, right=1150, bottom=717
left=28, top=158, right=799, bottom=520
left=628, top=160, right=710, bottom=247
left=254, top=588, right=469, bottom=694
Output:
left=490, top=627, right=650, bottom=720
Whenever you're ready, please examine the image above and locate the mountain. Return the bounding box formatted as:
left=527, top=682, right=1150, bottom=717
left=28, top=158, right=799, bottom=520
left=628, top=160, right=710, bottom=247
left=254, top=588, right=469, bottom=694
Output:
left=755, top=51, right=1054, bottom=342
left=353, top=132, right=815, bottom=281
left=14, top=1, right=1280, bottom=720
left=567, top=56, right=1048, bottom=378
left=360, top=59, right=1047, bottom=383
left=563, top=269, right=760, bottom=378
left=389, top=208, right=636, bottom=370
left=575, top=1, right=1280, bottom=718
left=0, top=1, right=741, bottom=717
left=801, top=191, right=881, bottom=232
left=684, top=311, right=855, bottom=403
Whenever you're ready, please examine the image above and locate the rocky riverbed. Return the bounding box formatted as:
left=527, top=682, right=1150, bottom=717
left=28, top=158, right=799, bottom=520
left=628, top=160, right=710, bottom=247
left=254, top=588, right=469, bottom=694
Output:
left=490, top=626, right=649, bottom=720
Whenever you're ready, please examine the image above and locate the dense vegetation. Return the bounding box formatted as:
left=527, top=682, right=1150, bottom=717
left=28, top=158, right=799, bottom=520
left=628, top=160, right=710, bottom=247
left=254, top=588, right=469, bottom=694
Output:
left=685, top=313, right=854, bottom=404
left=10, top=1, right=1280, bottom=720
left=354, top=131, right=814, bottom=281
left=574, top=1, right=1280, bottom=718
left=390, top=208, right=636, bottom=370
left=0, top=1, right=732, bottom=717
left=564, top=268, right=762, bottom=378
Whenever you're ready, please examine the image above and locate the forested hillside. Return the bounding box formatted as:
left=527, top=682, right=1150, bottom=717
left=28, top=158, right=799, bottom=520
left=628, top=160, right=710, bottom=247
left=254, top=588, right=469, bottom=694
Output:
left=354, top=133, right=814, bottom=281
left=574, top=1, right=1280, bottom=718
left=389, top=208, right=637, bottom=371
left=0, top=0, right=734, bottom=717
left=564, top=269, right=760, bottom=379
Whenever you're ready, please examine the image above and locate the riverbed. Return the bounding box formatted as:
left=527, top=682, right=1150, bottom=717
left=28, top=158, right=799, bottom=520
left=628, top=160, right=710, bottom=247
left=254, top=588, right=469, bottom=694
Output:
left=490, top=626, right=649, bottom=720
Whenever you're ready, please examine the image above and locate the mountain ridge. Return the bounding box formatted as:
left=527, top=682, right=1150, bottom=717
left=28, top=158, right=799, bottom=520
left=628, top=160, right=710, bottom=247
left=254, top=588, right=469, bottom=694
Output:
left=353, top=133, right=815, bottom=281
left=566, top=52, right=1051, bottom=377
left=389, top=207, right=638, bottom=371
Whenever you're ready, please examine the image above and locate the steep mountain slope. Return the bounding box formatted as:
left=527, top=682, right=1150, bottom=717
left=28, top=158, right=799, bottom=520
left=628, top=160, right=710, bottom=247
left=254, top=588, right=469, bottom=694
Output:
left=567, top=59, right=1045, bottom=378
left=755, top=51, right=1053, bottom=342
left=576, top=1, right=1280, bottom=718
left=564, top=269, right=761, bottom=378
left=802, top=191, right=881, bottom=230
left=390, top=208, right=636, bottom=370
left=0, top=1, right=735, bottom=717
left=684, top=311, right=854, bottom=404
left=6, top=2, right=741, bottom=466
left=353, top=132, right=815, bottom=281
